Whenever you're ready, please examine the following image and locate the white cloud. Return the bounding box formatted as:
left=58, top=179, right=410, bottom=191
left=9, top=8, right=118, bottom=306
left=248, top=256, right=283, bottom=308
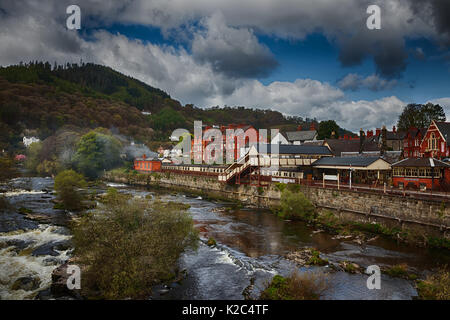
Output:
left=430, top=97, right=450, bottom=120
left=0, top=0, right=426, bottom=132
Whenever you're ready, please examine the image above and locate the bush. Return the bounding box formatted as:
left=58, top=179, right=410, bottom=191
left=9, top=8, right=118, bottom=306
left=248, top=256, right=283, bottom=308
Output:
left=260, top=271, right=329, bottom=300
left=207, top=237, right=217, bottom=247
left=72, top=192, right=198, bottom=299
left=384, top=264, right=413, bottom=279
left=54, top=170, right=87, bottom=210
left=308, top=249, right=328, bottom=266
left=417, top=268, right=450, bottom=300
left=278, top=189, right=316, bottom=221
left=0, top=157, right=19, bottom=181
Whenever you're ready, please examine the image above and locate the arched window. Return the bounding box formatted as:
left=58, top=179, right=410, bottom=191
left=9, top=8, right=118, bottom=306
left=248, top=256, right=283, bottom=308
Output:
left=430, top=133, right=437, bottom=150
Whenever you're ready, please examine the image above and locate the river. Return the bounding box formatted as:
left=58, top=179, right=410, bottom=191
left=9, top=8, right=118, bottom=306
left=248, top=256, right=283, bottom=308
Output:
left=1, top=177, right=449, bottom=300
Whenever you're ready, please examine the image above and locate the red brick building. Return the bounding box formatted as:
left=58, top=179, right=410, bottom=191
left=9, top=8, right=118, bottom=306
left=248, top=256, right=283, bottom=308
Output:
left=403, top=127, right=426, bottom=158
left=192, top=124, right=266, bottom=163
left=420, top=121, right=450, bottom=159
left=134, top=154, right=161, bottom=172
left=392, top=157, right=450, bottom=191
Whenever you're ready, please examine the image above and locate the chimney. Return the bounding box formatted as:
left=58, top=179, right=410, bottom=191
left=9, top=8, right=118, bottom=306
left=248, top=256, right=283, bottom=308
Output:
left=143, top=154, right=147, bottom=159
left=375, top=128, right=381, bottom=136
left=359, top=128, right=365, bottom=154
left=381, top=125, right=387, bottom=156
left=331, top=131, right=336, bottom=139
left=310, top=122, right=316, bottom=131
left=344, top=134, right=348, bottom=140
left=392, top=126, right=396, bottom=133
left=297, top=125, right=302, bottom=131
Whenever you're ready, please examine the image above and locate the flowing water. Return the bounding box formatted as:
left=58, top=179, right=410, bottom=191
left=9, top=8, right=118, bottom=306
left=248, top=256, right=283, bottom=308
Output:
left=1, top=177, right=449, bottom=300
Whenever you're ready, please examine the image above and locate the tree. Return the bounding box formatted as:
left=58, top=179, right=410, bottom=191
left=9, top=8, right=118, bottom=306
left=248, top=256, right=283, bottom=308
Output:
left=278, top=189, right=316, bottom=221
left=72, top=189, right=198, bottom=299
left=397, top=103, right=446, bottom=131
left=54, top=169, right=87, bottom=210
left=25, top=142, right=43, bottom=173
left=73, top=130, right=122, bottom=179
left=317, top=120, right=340, bottom=139
left=150, top=107, right=186, bottom=133
left=0, top=157, right=19, bottom=181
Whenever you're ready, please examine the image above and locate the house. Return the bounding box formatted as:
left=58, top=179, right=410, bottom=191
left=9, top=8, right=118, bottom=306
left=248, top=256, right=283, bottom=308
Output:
left=134, top=154, right=162, bottom=172
left=420, top=121, right=450, bottom=159
left=403, top=127, right=426, bottom=158
left=270, top=132, right=289, bottom=145
left=312, top=156, right=392, bottom=184
left=391, top=157, right=450, bottom=191
left=23, top=136, right=40, bottom=147
left=368, top=126, right=406, bottom=152
left=324, top=138, right=379, bottom=157
left=385, top=127, right=406, bottom=152
left=285, top=123, right=318, bottom=145
left=191, top=124, right=266, bottom=163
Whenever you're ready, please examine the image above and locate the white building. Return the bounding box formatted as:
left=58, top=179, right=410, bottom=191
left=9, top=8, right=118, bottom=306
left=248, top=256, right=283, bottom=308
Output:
left=270, top=132, right=289, bottom=145
left=23, top=136, right=40, bottom=147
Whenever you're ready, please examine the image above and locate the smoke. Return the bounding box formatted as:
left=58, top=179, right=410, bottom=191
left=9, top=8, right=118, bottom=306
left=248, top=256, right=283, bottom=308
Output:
left=122, top=143, right=157, bottom=161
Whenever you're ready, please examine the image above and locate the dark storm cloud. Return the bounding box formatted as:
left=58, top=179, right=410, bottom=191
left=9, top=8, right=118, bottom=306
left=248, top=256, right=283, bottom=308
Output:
left=191, top=13, right=278, bottom=78
left=409, top=0, right=450, bottom=38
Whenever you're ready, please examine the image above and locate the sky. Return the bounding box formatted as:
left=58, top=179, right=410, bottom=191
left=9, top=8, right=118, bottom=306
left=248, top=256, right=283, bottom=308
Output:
left=0, top=0, right=449, bottom=132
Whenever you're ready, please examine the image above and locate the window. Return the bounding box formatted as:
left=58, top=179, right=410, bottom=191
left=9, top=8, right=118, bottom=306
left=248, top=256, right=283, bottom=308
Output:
left=431, top=133, right=437, bottom=150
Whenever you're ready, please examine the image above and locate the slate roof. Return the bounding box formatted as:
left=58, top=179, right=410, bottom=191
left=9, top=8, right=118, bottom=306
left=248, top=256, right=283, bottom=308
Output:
left=285, top=130, right=317, bottom=142
left=391, top=158, right=450, bottom=168
left=435, top=122, right=450, bottom=144
left=256, top=144, right=332, bottom=155
left=135, top=157, right=161, bottom=161
left=386, top=131, right=406, bottom=140
left=406, top=127, right=427, bottom=139
left=325, top=139, right=380, bottom=156
left=312, top=157, right=383, bottom=167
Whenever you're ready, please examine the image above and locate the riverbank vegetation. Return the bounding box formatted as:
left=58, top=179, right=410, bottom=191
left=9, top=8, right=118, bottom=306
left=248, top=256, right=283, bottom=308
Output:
left=0, top=156, right=19, bottom=181
left=277, top=188, right=316, bottom=221
left=416, top=268, right=450, bottom=300
left=54, top=170, right=87, bottom=211
left=72, top=188, right=198, bottom=299
left=260, top=272, right=329, bottom=300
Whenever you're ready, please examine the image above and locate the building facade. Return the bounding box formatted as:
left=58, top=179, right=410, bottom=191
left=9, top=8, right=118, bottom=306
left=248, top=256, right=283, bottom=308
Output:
left=420, top=121, right=450, bottom=159
left=134, top=154, right=162, bottom=172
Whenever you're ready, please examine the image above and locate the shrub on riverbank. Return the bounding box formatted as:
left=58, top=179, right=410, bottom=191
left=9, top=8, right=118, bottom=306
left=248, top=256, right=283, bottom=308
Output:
left=54, top=170, right=87, bottom=210
left=72, top=188, right=198, bottom=299
left=260, top=271, right=329, bottom=300
left=278, top=189, right=316, bottom=221
left=416, top=268, right=450, bottom=300
left=0, top=157, right=19, bottom=181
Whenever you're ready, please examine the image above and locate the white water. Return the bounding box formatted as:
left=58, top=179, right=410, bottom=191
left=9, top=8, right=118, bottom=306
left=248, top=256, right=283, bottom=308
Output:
left=3, top=190, right=46, bottom=197
left=0, top=225, right=71, bottom=300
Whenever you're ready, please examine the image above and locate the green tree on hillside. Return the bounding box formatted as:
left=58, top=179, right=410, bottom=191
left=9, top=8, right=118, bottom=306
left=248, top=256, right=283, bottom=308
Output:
left=73, top=130, right=122, bottom=179
left=318, top=120, right=340, bottom=139
left=397, top=103, right=446, bottom=131
left=150, top=107, right=186, bottom=133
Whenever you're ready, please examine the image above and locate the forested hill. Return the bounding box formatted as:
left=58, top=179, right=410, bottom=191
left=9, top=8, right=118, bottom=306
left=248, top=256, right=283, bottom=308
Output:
left=0, top=62, right=172, bottom=113
left=0, top=62, right=354, bottom=152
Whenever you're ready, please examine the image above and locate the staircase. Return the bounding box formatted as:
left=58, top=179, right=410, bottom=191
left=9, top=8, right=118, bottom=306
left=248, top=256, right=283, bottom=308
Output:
left=218, top=154, right=254, bottom=183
